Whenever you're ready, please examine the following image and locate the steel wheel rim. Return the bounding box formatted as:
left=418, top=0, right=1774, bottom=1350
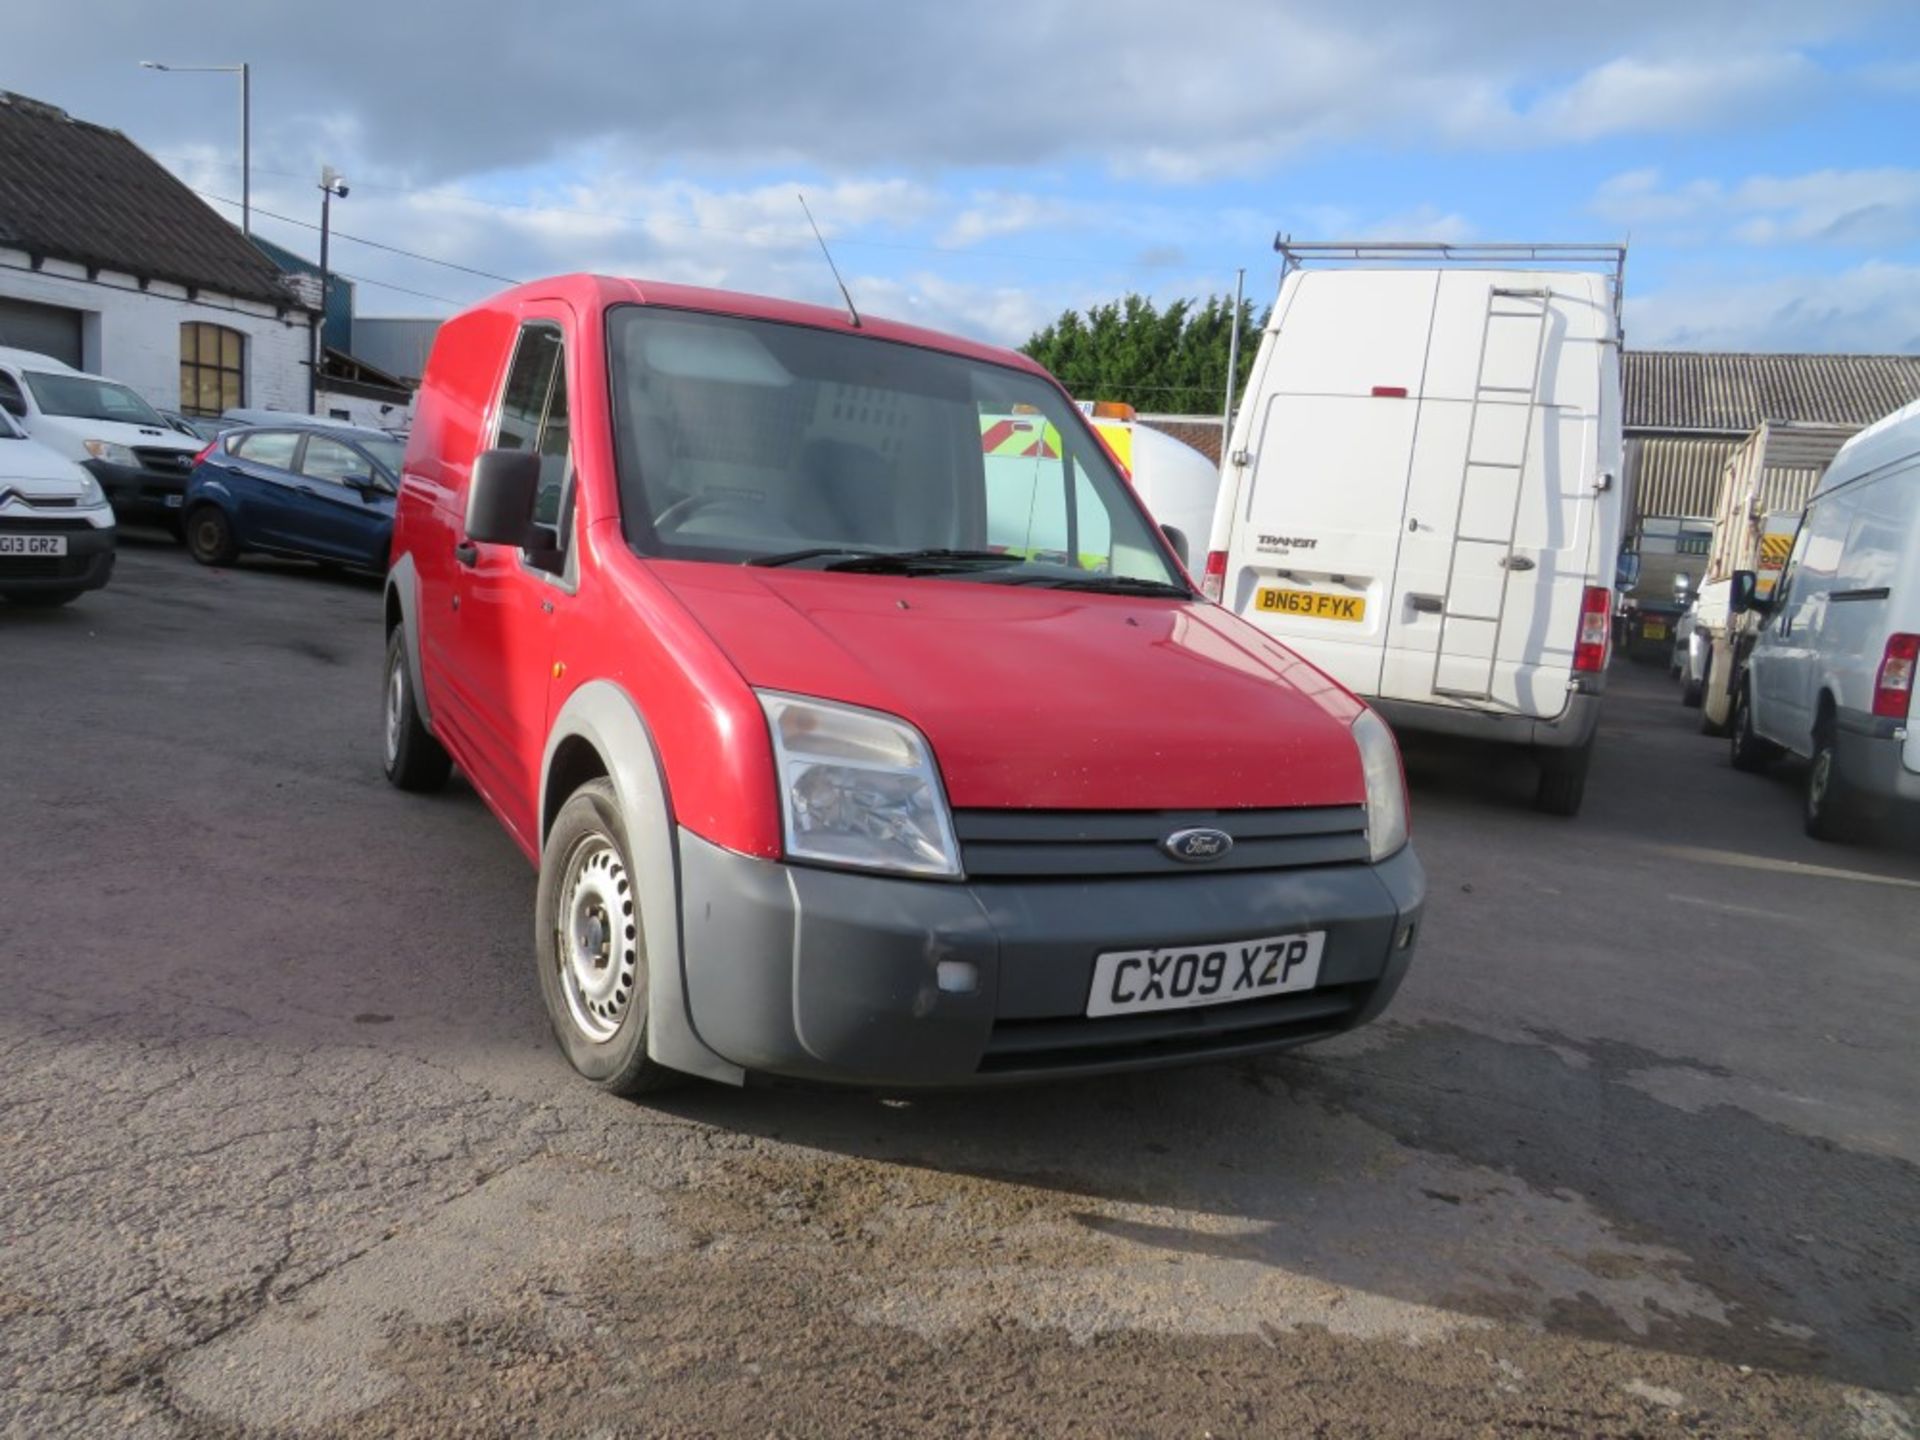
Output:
left=193, top=513, right=223, bottom=558
left=384, top=660, right=404, bottom=766
left=555, top=832, right=639, bottom=1044
left=1809, top=747, right=1832, bottom=816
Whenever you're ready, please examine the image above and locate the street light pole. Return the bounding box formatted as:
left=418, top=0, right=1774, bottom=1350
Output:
left=312, top=167, right=349, bottom=416
left=139, top=60, right=252, bottom=237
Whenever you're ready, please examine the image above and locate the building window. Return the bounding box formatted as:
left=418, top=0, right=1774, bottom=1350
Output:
left=180, top=322, right=244, bottom=417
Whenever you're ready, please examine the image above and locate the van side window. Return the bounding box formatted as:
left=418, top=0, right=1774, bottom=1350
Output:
left=495, top=326, right=562, bottom=454
left=534, top=361, right=570, bottom=527
left=0, top=373, right=26, bottom=417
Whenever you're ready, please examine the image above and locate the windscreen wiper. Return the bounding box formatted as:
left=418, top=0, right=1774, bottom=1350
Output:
left=994, top=573, right=1194, bottom=598
left=820, top=548, right=1019, bottom=575
left=747, top=546, right=886, bottom=568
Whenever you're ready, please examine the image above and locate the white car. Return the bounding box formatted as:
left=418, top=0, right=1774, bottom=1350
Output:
left=0, top=405, right=116, bottom=607
left=1731, top=399, right=1920, bottom=840
left=0, top=346, right=202, bottom=534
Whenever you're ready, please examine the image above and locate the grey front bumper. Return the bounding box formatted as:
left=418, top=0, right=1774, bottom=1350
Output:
left=1370, top=685, right=1602, bottom=750
left=673, top=830, right=1425, bottom=1087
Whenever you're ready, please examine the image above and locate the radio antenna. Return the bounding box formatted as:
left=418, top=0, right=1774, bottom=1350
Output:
left=797, top=192, right=861, bottom=328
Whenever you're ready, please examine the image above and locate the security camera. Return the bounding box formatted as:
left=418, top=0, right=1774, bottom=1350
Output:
left=335, top=182, right=350, bottom=199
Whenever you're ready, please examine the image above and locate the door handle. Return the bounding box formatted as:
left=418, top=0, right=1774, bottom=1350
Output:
left=1409, top=593, right=1444, bottom=614
left=1499, top=555, right=1536, bottom=572
left=454, top=540, right=479, bottom=567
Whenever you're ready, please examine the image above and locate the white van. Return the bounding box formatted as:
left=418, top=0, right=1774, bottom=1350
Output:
left=1729, top=399, right=1920, bottom=840
left=0, top=346, right=203, bottom=532
left=1080, top=404, right=1222, bottom=570
left=1202, top=243, right=1626, bottom=814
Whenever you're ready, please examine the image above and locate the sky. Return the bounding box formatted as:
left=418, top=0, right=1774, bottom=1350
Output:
left=5, top=1, right=1919, bottom=367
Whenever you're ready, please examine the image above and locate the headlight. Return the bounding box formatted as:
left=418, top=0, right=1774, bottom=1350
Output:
left=759, top=692, right=961, bottom=879
left=76, top=472, right=109, bottom=509
left=1351, top=708, right=1409, bottom=862
left=82, top=439, right=139, bottom=466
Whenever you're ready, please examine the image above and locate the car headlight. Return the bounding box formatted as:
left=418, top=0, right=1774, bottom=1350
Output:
left=1351, top=708, right=1410, bottom=862
left=759, top=692, right=961, bottom=879
left=76, top=472, right=109, bottom=509
left=82, top=439, right=139, bottom=467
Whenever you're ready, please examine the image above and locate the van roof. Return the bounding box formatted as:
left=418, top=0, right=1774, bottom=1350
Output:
left=0, top=345, right=78, bottom=374
left=461, top=274, right=1052, bottom=380
left=1818, top=397, right=1920, bottom=496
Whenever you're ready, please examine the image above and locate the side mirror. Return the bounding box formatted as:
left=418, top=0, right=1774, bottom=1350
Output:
left=465, top=448, right=541, bottom=547
left=1161, top=523, right=1190, bottom=569
left=1729, top=569, right=1766, bottom=615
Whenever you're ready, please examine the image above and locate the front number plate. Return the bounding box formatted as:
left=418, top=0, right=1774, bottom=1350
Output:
left=1256, top=587, right=1365, bottom=622
left=1087, top=931, right=1326, bottom=1018
left=0, top=533, right=67, bottom=557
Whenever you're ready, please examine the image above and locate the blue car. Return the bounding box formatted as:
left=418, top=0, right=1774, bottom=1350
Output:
left=183, top=424, right=403, bottom=574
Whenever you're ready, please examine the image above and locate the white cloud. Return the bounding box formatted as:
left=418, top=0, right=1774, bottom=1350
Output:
left=1592, top=166, right=1920, bottom=247
left=1520, top=53, right=1820, bottom=143
left=1628, top=261, right=1920, bottom=352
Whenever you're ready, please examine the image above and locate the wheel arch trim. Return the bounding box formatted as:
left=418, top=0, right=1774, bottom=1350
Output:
left=383, top=554, right=432, bottom=731
left=542, top=680, right=743, bottom=1085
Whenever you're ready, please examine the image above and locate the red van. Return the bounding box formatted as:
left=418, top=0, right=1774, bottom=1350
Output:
left=382, top=275, right=1424, bottom=1092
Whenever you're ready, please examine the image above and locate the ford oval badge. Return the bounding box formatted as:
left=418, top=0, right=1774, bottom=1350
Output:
left=1162, top=827, right=1233, bottom=863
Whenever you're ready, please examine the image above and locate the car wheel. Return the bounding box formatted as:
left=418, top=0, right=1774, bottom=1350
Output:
left=1534, top=740, right=1592, bottom=817
left=1729, top=681, right=1780, bottom=774
left=382, top=626, right=452, bottom=792
left=1803, top=716, right=1860, bottom=843
left=535, top=778, right=682, bottom=1095
left=1, top=588, right=83, bottom=608
left=184, top=504, right=240, bottom=566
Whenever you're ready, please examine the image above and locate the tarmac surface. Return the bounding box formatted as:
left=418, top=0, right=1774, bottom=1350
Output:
left=3, top=538, right=1917, bottom=1438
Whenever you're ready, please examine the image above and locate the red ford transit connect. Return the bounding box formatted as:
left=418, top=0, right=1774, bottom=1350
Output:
left=382, top=275, right=1424, bottom=1091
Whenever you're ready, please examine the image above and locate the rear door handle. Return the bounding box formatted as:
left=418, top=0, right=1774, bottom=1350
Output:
left=454, top=540, right=479, bottom=567
left=1409, top=593, right=1444, bottom=614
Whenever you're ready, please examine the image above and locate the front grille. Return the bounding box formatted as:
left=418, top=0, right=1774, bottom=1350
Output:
left=0, top=517, right=95, bottom=533
left=0, top=555, right=85, bottom=579
left=979, top=984, right=1366, bottom=1073
left=133, top=448, right=195, bottom=473
left=953, top=805, right=1370, bottom=879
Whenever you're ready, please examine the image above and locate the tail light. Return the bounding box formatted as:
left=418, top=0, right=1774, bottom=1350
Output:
left=191, top=441, right=218, bottom=465
left=1202, top=550, right=1227, bottom=603
left=1574, top=586, right=1611, bottom=672
left=1872, top=633, right=1919, bottom=719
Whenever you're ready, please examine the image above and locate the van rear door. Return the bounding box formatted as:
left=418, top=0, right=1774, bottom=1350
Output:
left=1220, top=270, right=1439, bottom=698
left=1378, top=272, right=1611, bottom=715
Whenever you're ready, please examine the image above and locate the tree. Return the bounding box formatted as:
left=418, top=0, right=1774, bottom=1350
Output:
left=1022, top=294, right=1264, bottom=414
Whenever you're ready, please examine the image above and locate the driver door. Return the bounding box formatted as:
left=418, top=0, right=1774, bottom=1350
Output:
left=439, top=316, right=573, bottom=852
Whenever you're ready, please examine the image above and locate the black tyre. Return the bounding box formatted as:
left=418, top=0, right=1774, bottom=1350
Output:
left=184, top=504, right=240, bottom=566
left=535, top=778, right=682, bottom=1095
left=1729, top=681, right=1780, bottom=774
left=382, top=627, right=452, bottom=792
left=1803, top=716, right=1861, bottom=843
left=2, top=588, right=83, bottom=608
left=1534, top=740, right=1592, bottom=817
left=1680, top=654, right=1704, bottom=708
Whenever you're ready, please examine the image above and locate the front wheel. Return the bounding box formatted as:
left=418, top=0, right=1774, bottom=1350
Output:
left=382, top=627, right=451, bottom=792
left=1729, top=681, right=1780, bottom=774
left=535, top=778, right=681, bottom=1095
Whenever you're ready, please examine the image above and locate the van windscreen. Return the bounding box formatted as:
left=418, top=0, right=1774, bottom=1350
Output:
left=606, top=306, right=1184, bottom=590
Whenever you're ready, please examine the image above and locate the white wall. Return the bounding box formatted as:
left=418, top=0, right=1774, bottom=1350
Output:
left=0, top=249, right=312, bottom=412
left=315, top=388, right=415, bottom=431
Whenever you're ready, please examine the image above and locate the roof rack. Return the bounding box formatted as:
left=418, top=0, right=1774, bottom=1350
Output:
left=1273, top=239, right=1629, bottom=325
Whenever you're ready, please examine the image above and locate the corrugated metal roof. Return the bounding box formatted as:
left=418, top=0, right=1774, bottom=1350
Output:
left=0, top=91, right=300, bottom=310
left=1628, top=436, right=1735, bottom=520
left=1625, top=351, right=1920, bottom=434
